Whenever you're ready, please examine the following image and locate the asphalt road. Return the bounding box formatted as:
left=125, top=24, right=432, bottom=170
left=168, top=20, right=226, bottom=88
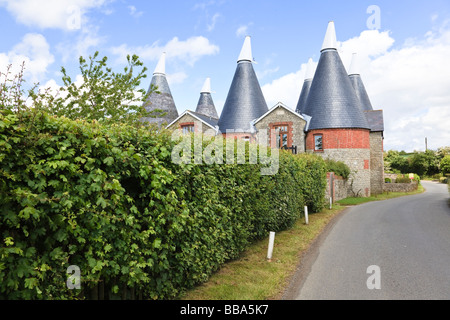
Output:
left=288, top=181, right=450, bottom=300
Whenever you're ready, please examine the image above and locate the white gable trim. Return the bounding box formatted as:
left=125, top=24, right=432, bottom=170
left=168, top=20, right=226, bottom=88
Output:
left=166, top=110, right=218, bottom=131
left=253, top=102, right=306, bottom=125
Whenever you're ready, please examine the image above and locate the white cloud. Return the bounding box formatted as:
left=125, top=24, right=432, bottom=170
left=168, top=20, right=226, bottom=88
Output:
left=207, top=13, right=221, bottom=32
left=192, top=0, right=225, bottom=32
left=0, top=0, right=109, bottom=30
left=0, top=33, right=54, bottom=84
left=360, top=30, right=450, bottom=151
left=236, top=23, right=253, bottom=38
left=111, top=36, right=220, bottom=67
left=262, top=60, right=316, bottom=108
left=56, top=25, right=106, bottom=64
left=193, top=0, right=218, bottom=11
left=262, top=26, right=450, bottom=152
left=236, top=25, right=248, bottom=37
left=128, top=5, right=143, bottom=18
left=431, top=14, right=439, bottom=23
left=167, top=72, right=188, bottom=86
left=256, top=67, right=280, bottom=80
left=110, top=37, right=219, bottom=87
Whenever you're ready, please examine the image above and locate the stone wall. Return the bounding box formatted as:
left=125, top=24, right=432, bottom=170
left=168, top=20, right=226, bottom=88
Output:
left=310, top=148, right=371, bottom=197
left=383, top=181, right=418, bottom=193
left=306, top=128, right=372, bottom=197
left=384, top=173, right=398, bottom=182
left=254, top=105, right=307, bottom=153
left=370, top=132, right=384, bottom=194
left=325, top=172, right=350, bottom=202
left=168, top=113, right=215, bottom=134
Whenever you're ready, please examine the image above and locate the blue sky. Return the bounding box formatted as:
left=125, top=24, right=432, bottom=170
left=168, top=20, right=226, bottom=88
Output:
left=1, top=0, right=450, bottom=152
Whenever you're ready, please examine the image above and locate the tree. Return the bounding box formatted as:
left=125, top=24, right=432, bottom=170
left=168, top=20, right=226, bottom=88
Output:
left=32, top=51, right=157, bottom=125
left=409, top=153, right=427, bottom=177
left=384, top=149, right=444, bottom=177
left=437, top=146, right=450, bottom=161
left=409, top=151, right=439, bottom=177
left=0, top=62, right=33, bottom=118
left=441, top=155, right=450, bottom=175
left=384, top=150, right=410, bottom=173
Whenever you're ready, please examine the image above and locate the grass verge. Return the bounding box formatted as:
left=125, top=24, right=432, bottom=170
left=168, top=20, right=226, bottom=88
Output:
left=337, top=184, right=424, bottom=206
left=180, top=205, right=345, bottom=300
left=180, top=184, right=425, bottom=301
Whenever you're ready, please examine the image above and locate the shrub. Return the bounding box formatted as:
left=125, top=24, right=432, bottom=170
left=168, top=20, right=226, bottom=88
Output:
left=412, top=173, right=421, bottom=184
left=0, top=110, right=327, bottom=300
left=393, top=173, right=420, bottom=184
left=385, top=178, right=392, bottom=183
left=395, top=176, right=412, bottom=183
left=441, top=155, right=450, bottom=175
left=324, top=159, right=350, bottom=180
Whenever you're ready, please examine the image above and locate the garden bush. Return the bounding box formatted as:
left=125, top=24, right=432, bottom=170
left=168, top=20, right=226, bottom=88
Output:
left=324, top=159, right=350, bottom=180
left=394, top=173, right=420, bottom=184
left=412, top=173, right=421, bottom=184
left=395, top=176, right=412, bottom=183
left=0, top=110, right=327, bottom=300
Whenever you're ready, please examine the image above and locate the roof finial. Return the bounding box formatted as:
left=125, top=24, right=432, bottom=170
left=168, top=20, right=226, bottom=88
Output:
left=201, top=77, right=211, bottom=93
left=237, top=36, right=253, bottom=63
left=348, top=52, right=360, bottom=75
left=321, top=21, right=337, bottom=52
left=153, top=52, right=166, bottom=75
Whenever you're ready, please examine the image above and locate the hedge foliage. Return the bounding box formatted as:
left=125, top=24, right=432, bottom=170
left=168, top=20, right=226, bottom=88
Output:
left=324, top=159, right=350, bottom=180
left=394, top=173, right=421, bottom=184
left=0, top=110, right=327, bottom=300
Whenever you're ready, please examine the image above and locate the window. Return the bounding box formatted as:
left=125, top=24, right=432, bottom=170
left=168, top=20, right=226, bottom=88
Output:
left=314, top=134, right=323, bottom=151
left=181, top=124, right=195, bottom=134
left=275, top=125, right=289, bottom=149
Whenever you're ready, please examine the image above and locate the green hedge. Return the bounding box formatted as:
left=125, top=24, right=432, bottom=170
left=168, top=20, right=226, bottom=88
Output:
left=0, top=111, right=327, bottom=300
left=324, top=159, right=350, bottom=180
left=395, top=173, right=420, bottom=184
left=395, top=176, right=412, bottom=183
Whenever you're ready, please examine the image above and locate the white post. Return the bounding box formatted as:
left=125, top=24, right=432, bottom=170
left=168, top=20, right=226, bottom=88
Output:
left=304, top=206, right=309, bottom=225
left=267, top=232, right=275, bottom=261
left=330, top=196, right=332, bottom=209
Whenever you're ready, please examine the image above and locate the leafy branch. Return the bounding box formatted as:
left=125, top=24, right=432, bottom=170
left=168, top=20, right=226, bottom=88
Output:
left=1, top=52, right=161, bottom=127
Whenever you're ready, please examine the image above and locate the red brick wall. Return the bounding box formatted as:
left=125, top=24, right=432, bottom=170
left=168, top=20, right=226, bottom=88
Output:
left=268, top=122, right=293, bottom=148
left=364, top=159, right=370, bottom=169
left=306, top=128, right=371, bottom=151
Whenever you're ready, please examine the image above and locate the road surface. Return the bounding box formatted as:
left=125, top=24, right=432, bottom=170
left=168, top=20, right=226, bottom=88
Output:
left=285, top=181, right=450, bottom=300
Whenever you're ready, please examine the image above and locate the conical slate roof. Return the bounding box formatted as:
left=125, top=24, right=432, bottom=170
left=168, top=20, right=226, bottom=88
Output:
left=296, top=80, right=312, bottom=114
left=303, top=22, right=370, bottom=130
left=141, top=53, right=179, bottom=126
left=195, top=78, right=219, bottom=119
left=296, top=58, right=315, bottom=114
left=348, top=53, right=373, bottom=111
left=218, top=36, right=268, bottom=133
